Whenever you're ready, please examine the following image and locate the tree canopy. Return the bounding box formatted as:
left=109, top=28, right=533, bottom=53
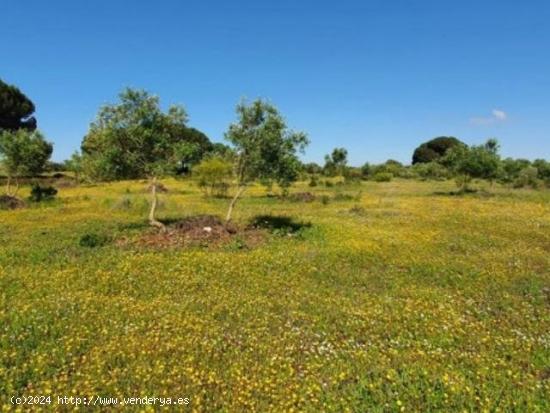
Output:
left=0, top=129, right=52, bottom=195
left=224, top=99, right=308, bottom=221
left=443, top=139, right=501, bottom=189
left=412, top=136, right=465, bottom=164
left=81, top=88, right=212, bottom=181
left=324, top=147, right=348, bottom=176
left=0, top=79, right=37, bottom=132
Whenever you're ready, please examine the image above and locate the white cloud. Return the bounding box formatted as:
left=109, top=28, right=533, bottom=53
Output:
left=492, top=109, right=507, bottom=121
left=470, top=109, right=507, bottom=125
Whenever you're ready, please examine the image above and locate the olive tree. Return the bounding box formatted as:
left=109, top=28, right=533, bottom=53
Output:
left=443, top=139, right=501, bottom=191
left=0, top=129, right=53, bottom=195
left=81, top=88, right=197, bottom=230
left=224, top=99, right=308, bottom=223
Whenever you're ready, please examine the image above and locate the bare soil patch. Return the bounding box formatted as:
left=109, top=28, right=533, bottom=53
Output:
left=137, top=215, right=266, bottom=249
left=0, top=195, right=25, bottom=210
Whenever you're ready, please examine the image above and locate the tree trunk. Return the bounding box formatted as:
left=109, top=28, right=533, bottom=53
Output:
left=5, top=176, right=11, bottom=196
left=149, top=177, right=166, bottom=232
left=13, top=177, right=20, bottom=197
left=225, top=186, right=246, bottom=224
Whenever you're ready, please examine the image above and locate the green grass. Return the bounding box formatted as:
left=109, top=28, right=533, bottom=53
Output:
left=1, top=179, right=549, bottom=412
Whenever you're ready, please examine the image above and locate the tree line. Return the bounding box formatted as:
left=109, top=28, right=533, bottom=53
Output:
left=1, top=78, right=549, bottom=223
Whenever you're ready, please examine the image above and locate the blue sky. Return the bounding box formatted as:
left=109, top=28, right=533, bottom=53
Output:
left=2, top=0, right=549, bottom=164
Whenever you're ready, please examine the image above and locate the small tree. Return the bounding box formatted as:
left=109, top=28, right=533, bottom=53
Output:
left=81, top=88, right=198, bottom=230
left=64, top=151, right=83, bottom=184
left=499, top=158, right=531, bottom=183
left=224, top=99, right=308, bottom=223
left=443, top=139, right=501, bottom=192
left=324, top=147, right=348, bottom=177
left=0, top=129, right=53, bottom=195
left=193, top=155, right=233, bottom=197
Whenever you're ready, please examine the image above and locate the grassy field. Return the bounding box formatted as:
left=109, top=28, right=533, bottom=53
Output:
left=1, top=179, right=549, bottom=412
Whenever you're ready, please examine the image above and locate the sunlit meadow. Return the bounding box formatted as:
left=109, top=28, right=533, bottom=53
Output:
left=1, top=179, right=549, bottom=412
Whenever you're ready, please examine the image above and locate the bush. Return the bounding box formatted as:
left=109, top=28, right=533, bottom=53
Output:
left=192, top=156, right=233, bottom=197
left=372, top=172, right=393, bottom=182
left=28, top=184, right=57, bottom=202
left=412, top=162, right=449, bottom=180
left=513, top=167, right=540, bottom=189
left=308, top=175, right=318, bottom=187
left=79, top=232, right=110, bottom=248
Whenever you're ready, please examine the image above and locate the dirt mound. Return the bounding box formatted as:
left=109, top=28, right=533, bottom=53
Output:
left=138, top=215, right=244, bottom=248
left=136, top=215, right=266, bottom=249
left=146, top=182, right=169, bottom=193
left=0, top=195, right=25, bottom=210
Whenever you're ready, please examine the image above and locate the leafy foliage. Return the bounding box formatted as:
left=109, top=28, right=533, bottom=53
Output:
left=225, top=99, right=308, bottom=187
left=193, top=155, right=233, bottom=197
left=412, top=161, right=449, bottom=180
left=372, top=172, right=393, bottom=182
left=324, top=147, right=348, bottom=176
left=0, top=129, right=53, bottom=193
left=443, top=139, right=501, bottom=190
left=412, top=136, right=465, bottom=164
left=223, top=99, right=308, bottom=220
left=28, top=184, right=58, bottom=202
left=514, top=166, right=540, bottom=188
left=0, top=79, right=37, bottom=131
left=81, top=88, right=211, bottom=181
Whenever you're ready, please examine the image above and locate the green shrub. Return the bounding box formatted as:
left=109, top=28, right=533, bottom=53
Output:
left=193, top=156, right=233, bottom=197
left=412, top=162, right=449, bottom=180
left=79, top=232, right=110, bottom=248
left=308, top=175, right=318, bottom=187
left=28, top=184, right=57, bottom=202
left=513, top=167, right=540, bottom=189
left=372, top=172, right=393, bottom=182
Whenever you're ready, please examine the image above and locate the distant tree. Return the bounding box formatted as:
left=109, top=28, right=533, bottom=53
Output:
left=443, top=139, right=501, bottom=191
left=303, top=162, right=323, bottom=175
left=360, top=162, right=371, bottom=178
left=345, top=167, right=363, bottom=182
left=193, top=155, right=233, bottom=197
left=0, top=79, right=37, bottom=131
left=499, top=158, right=531, bottom=183
left=484, top=138, right=499, bottom=154
left=81, top=88, right=203, bottom=230
left=224, top=99, right=308, bottom=223
left=209, top=142, right=235, bottom=159
left=533, top=159, right=550, bottom=181
left=513, top=166, right=540, bottom=188
left=170, top=127, right=214, bottom=174
left=324, top=147, right=348, bottom=176
left=46, top=161, right=65, bottom=172
left=379, top=159, right=405, bottom=177
left=64, top=151, right=84, bottom=184
left=412, top=136, right=465, bottom=164
left=0, top=129, right=52, bottom=195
